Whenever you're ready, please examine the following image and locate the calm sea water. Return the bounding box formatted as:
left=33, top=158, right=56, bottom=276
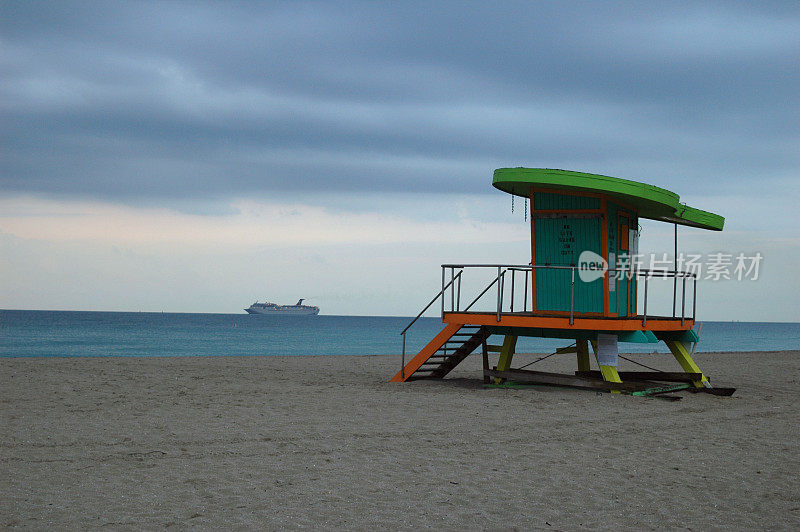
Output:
left=1, top=310, right=798, bottom=358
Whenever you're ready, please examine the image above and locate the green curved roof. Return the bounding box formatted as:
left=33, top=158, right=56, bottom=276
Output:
left=493, top=168, right=724, bottom=231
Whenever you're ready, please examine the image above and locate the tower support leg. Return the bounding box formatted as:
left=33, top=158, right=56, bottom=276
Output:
left=493, top=335, right=518, bottom=384
left=481, top=338, right=490, bottom=384
left=665, top=340, right=710, bottom=388
left=592, top=335, right=622, bottom=394
left=576, top=339, right=591, bottom=372
left=598, top=365, right=623, bottom=393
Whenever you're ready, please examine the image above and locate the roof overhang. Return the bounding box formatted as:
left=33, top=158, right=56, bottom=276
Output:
left=492, top=168, right=724, bottom=231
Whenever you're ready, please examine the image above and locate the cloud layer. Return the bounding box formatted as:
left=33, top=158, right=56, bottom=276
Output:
left=2, top=1, right=798, bottom=202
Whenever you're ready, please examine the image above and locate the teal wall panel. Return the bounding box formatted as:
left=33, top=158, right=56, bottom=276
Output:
left=534, top=217, right=603, bottom=313
left=534, top=192, right=600, bottom=211
left=531, top=191, right=640, bottom=316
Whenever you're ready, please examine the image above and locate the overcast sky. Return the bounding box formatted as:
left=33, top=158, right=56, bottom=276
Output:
left=1, top=1, right=798, bottom=320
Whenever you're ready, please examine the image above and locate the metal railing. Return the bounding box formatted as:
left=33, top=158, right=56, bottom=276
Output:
left=399, top=270, right=462, bottom=379
left=440, top=264, right=696, bottom=325
left=399, top=263, right=697, bottom=378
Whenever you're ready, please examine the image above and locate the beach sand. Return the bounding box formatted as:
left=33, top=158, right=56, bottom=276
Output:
left=2, top=350, right=799, bottom=529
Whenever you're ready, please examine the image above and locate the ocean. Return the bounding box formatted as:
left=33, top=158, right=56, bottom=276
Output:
left=1, top=310, right=798, bottom=358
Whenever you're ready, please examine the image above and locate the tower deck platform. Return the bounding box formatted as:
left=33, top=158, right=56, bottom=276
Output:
left=443, top=311, right=693, bottom=332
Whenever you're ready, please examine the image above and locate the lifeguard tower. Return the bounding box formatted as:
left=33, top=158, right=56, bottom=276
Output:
left=392, top=168, right=734, bottom=397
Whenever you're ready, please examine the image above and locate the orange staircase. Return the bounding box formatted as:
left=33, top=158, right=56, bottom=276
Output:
left=391, top=324, right=489, bottom=382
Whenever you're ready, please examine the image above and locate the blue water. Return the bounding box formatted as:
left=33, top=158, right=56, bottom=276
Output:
left=0, top=310, right=798, bottom=358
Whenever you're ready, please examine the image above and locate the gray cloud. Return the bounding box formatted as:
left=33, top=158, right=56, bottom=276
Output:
left=1, top=1, right=798, bottom=203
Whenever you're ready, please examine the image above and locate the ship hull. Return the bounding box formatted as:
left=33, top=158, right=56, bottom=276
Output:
left=245, top=307, right=319, bottom=316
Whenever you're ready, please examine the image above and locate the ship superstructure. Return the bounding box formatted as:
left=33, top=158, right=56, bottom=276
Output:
left=245, top=299, right=319, bottom=316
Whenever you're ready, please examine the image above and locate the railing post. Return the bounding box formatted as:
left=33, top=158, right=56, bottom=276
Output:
left=681, top=276, right=686, bottom=326
left=673, top=223, right=677, bottom=318
left=523, top=269, right=529, bottom=312
left=457, top=270, right=461, bottom=311
left=496, top=266, right=502, bottom=322
left=450, top=268, right=454, bottom=313
left=692, top=276, right=697, bottom=321
left=510, top=269, right=515, bottom=312
left=642, top=276, right=648, bottom=327
left=569, top=266, right=575, bottom=325
left=441, top=267, right=445, bottom=318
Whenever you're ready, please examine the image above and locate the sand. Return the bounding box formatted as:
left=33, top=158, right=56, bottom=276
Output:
left=1, top=350, right=799, bottom=530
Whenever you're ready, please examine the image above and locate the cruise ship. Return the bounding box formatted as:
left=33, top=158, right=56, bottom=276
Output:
left=245, top=299, right=320, bottom=316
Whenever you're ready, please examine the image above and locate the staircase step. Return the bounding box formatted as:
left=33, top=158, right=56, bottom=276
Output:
left=441, top=342, right=475, bottom=349
left=395, top=324, right=490, bottom=382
